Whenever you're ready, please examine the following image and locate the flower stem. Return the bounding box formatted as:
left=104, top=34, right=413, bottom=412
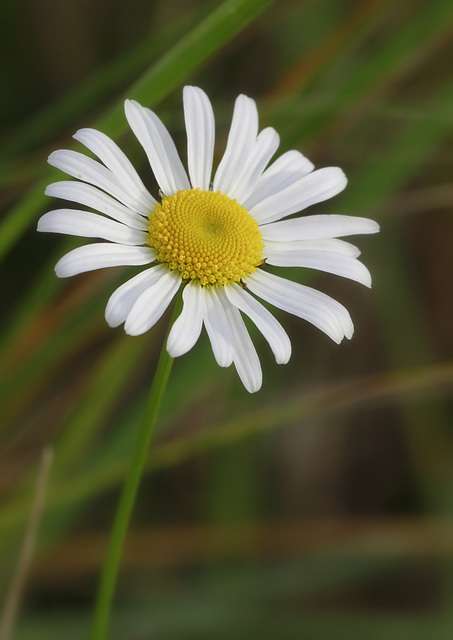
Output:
left=90, top=300, right=181, bottom=640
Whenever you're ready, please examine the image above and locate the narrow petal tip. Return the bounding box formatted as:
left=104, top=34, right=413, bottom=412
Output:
left=332, top=166, right=348, bottom=190
left=54, top=262, right=70, bottom=278
left=47, top=150, right=61, bottom=166
left=368, top=220, right=380, bottom=233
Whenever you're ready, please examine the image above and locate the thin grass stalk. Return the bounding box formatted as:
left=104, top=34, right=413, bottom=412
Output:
left=0, top=448, right=53, bottom=640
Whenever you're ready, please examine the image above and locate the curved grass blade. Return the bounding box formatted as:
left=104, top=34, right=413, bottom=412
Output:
left=0, top=0, right=276, bottom=262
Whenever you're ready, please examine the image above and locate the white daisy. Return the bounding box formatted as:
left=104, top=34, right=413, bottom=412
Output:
left=38, top=86, right=379, bottom=393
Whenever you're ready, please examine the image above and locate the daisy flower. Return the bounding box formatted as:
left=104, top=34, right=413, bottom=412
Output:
left=38, top=86, right=379, bottom=392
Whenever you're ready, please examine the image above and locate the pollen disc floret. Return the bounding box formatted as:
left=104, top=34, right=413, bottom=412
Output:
left=148, top=188, right=264, bottom=286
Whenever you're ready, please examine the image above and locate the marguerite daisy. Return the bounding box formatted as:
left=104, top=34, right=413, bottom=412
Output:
left=38, top=86, right=379, bottom=392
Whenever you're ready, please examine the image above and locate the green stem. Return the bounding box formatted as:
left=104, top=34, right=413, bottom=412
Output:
left=90, top=300, right=181, bottom=640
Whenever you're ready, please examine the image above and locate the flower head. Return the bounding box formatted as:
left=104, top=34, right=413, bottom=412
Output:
left=38, top=86, right=379, bottom=392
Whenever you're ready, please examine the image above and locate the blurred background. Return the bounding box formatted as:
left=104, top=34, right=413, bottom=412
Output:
left=1, top=0, right=453, bottom=637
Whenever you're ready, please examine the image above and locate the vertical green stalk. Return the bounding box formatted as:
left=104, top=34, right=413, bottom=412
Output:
left=90, top=300, right=181, bottom=640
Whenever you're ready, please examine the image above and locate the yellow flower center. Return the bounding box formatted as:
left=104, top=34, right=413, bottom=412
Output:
left=147, top=188, right=264, bottom=286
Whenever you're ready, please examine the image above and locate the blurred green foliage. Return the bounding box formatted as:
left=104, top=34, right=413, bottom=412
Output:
left=1, top=0, right=453, bottom=638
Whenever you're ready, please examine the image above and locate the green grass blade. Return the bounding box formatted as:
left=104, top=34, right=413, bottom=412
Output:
left=0, top=5, right=210, bottom=162
left=0, top=0, right=275, bottom=262
left=288, top=0, right=453, bottom=144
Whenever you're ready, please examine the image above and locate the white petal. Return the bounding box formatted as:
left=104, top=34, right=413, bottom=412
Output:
left=224, top=283, right=291, bottom=364
left=245, top=269, right=353, bottom=343
left=125, top=100, right=190, bottom=196
left=218, top=291, right=262, bottom=393
left=263, top=238, right=361, bottom=258
left=38, top=209, right=148, bottom=245
left=183, top=86, right=215, bottom=191
left=202, top=287, right=235, bottom=367
left=166, top=281, right=204, bottom=357
left=213, top=94, right=259, bottom=197
left=105, top=264, right=168, bottom=327
left=48, top=149, right=152, bottom=216
left=45, top=182, right=148, bottom=230
left=243, top=150, right=314, bottom=211
left=232, top=127, right=280, bottom=204
left=249, top=167, right=347, bottom=225
left=73, top=128, right=156, bottom=209
left=260, top=214, right=380, bottom=241
left=55, top=244, right=155, bottom=278
left=265, top=249, right=372, bottom=287
left=124, top=270, right=181, bottom=336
